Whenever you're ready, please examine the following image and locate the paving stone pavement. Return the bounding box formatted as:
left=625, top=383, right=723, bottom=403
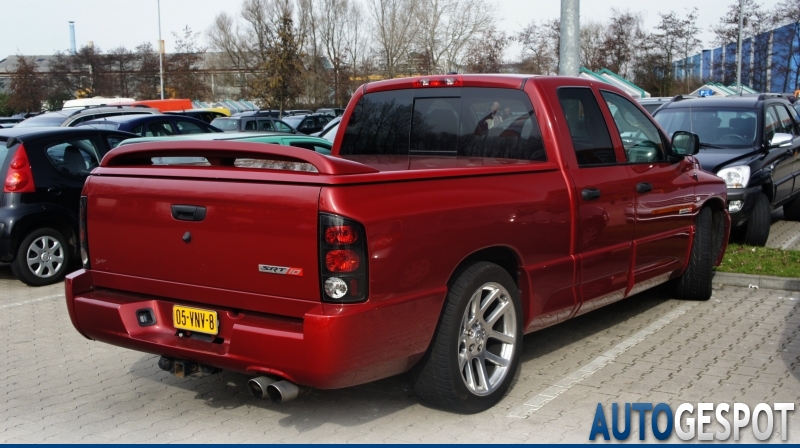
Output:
left=1, top=263, right=799, bottom=443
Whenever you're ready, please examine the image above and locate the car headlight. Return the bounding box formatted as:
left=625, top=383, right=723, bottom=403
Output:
left=716, top=166, right=750, bottom=188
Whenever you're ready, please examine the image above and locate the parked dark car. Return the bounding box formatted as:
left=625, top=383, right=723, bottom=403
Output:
left=210, top=115, right=296, bottom=133
left=76, top=114, right=222, bottom=136
left=0, top=127, right=137, bottom=285
left=636, top=96, right=689, bottom=115
left=654, top=94, right=800, bottom=245
left=165, top=109, right=228, bottom=124
left=310, top=115, right=341, bottom=142
left=316, top=107, right=345, bottom=117
left=282, top=113, right=332, bottom=135
left=15, top=106, right=159, bottom=128
left=0, top=117, right=25, bottom=127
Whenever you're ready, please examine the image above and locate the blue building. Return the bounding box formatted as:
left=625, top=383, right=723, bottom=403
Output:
left=674, top=22, right=800, bottom=93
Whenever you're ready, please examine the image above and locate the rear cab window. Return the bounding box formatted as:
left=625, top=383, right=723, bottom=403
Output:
left=340, top=87, right=546, bottom=162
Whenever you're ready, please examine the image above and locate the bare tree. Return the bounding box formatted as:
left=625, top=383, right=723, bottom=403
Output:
left=580, top=21, right=606, bottom=72
left=517, top=19, right=559, bottom=75
left=8, top=56, right=46, bottom=113
left=600, top=9, right=643, bottom=78
left=712, top=0, right=777, bottom=89
left=318, top=0, right=351, bottom=105
left=368, top=0, right=419, bottom=78
left=133, top=42, right=161, bottom=100
left=463, top=25, right=510, bottom=74
left=413, top=0, right=494, bottom=74
left=107, top=46, right=137, bottom=98
left=770, top=0, right=800, bottom=91
left=166, top=26, right=209, bottom=99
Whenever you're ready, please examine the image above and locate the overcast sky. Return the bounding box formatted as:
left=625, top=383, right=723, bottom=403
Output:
left=1, top=0, right=783, bottom=59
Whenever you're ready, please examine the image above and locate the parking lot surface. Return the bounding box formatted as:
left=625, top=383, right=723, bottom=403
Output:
left=1, top=262, right=799, bottom=443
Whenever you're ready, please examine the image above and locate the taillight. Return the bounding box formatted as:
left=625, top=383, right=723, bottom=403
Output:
left=319, top=213, right=367, bottom=303
left=79, top=196, right=90, bottom=269
left=3, top=144, right=35, bottom=193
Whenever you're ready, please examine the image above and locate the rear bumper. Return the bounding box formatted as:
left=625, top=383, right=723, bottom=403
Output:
left=65, top=269, right=444, bottom=389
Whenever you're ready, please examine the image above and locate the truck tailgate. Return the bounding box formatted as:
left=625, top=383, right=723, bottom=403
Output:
left=85, top=175, right=322, bottom=302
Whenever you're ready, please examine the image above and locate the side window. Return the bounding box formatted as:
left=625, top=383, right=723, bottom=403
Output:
left=70, top=115, right=96, bottom=125
left=774, top=104, right=797, bottom=136
left=132, top=124, right=144, bottom=135
left=175, top=120, right=206, bottom=134
left=244, top=120, right=257, bottom=131
left=600, top=91, right=665, bottom=163
left=764, top=107, right=780, bottom=143
left=274, top=121, right=292, bottom=132
left=556, top=88, right=616, bottom=166
left=340, top=90, right=413, bottom=155
left=45, top=138, right=102, bottom=177
left=259, top=120, right=275, bottom=131
left=146, top=121, right=175, bottom=137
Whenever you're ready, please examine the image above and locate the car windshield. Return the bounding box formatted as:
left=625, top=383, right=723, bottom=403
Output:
left=210, top=118, right=240, bottom=131
left=282, top=116, right=304, bottom=127
left=15, top=113, right=68, bottom=127
left=654, top=107, right=758, bottom=148
left=321, top=122, right=339, bottom=142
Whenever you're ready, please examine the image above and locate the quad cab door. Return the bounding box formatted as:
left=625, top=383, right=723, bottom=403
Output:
left=600, top=91, right=697, bottom=291
left=555, top=87, right=635, bottom=315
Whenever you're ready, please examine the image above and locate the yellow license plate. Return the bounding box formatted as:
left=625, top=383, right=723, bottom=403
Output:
left=173, top=305, right=219, bottom=335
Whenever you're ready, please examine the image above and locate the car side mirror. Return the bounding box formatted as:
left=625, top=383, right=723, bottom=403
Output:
left=671, top=131, right=700, bottom=156
left=769, top=133, right=793, bottom=148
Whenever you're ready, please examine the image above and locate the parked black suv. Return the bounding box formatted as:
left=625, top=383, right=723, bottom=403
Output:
left=210, top=115, right=297, bottom=133
left=282, top=113, right=332, bottom=134
left=654, top=95, right=800, bottom=245
left=0, top=127, right=137, bottom=285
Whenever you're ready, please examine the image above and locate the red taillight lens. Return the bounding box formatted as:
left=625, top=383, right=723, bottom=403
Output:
left=325, top=250, right=360, bottom=272
left=4, top=172, right=29, bottom=191
left=3, top=144, right=35, bottom=193
left=325, top=226, right=358, bottom=245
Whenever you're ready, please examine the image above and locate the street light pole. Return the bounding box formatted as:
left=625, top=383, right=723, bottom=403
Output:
left=158, top=0, right=164, bottom=100
left=736, top=0, right=744, bottom=95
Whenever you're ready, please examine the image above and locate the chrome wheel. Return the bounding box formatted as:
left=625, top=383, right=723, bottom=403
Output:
left=458, top=281, right=517, bottom=396
left=25, top=235, right=65, bottom=278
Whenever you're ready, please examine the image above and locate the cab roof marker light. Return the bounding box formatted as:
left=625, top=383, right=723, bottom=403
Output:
left=414, top=76, right=463, bottom=88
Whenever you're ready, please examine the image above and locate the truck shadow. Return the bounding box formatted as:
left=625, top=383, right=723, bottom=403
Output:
left=0, top=263, right=15, bottom=280
left=125, top=286, right=676, bottom=430
left=518, top=285, right=674, bottom=365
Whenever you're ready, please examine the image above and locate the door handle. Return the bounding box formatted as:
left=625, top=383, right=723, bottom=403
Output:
left=581, top=188, right=601, bottom=201
left=636, top=182, right=653, bottom=194
left=171, top=205, right=207, bottom=222
left=47, top=187, right=61, bottom=196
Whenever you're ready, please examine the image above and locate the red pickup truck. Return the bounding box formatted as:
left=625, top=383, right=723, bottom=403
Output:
left=66, top=75, right=729, bottom=413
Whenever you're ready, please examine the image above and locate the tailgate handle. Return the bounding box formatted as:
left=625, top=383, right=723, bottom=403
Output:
left=171, top=205, right=207, bottom=222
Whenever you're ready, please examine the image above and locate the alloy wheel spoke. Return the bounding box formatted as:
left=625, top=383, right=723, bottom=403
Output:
left=489, top=330, right=514, bottom=345
left=480, top=287, right=500, bottom=312
left=475, top=359, right=490, bottom=391
left=484, top=351, right=509, bottom=367
left=463, top=359, right=476, bottom=390
left=484, top=299, right=510, bottom=327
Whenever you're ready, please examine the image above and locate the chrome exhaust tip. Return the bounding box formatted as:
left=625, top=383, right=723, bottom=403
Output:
left=248, top=376, right=279, bottom=399
left=266, top=380, right=300, bottom=403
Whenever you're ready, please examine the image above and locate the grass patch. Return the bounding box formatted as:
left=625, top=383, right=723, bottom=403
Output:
left=716, top=243, right=800, bottom=278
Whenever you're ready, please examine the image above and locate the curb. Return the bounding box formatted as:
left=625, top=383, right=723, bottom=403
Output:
left=713, top=271, right=800, bottom=291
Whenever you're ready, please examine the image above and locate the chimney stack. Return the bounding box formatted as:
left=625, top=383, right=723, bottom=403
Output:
left=69, top=21, right=76, bottom=54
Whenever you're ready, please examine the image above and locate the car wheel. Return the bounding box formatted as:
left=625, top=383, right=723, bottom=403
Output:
left=674, top=207, right=715, bottom=301
left=742, top=193, right=770, bottom=246
left=783, top=195, right=800, bottom=222
left=10, top=228, right=71, bottom=287
left=411, top=262, right=522, bottom=413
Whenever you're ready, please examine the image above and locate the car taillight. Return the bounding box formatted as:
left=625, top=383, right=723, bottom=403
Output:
left=3, top=144, right=35, bottom=193
left=319, top=213, right=367, bottom=303
left=79, top=196, right=90, bottom=269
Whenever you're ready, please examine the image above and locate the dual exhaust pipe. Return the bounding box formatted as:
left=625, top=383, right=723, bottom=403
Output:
left=248, top=375, right=309, bottom=403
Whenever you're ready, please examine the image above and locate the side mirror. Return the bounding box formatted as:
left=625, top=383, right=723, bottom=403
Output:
left=671, top=131, right=700, bottom=156
left=769, top=133, right=793, bottom=148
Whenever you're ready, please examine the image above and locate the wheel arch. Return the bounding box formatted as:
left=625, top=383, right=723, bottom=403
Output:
left=699, top=197, right=729, bottom=265
left=10, top=212, right=77, bottom=259
left=446, top=246, right=529, bottom=323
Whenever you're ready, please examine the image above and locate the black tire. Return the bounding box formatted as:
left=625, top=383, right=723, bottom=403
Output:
left=783, top=195, right=800, bottom=222
left=10, top=228, right=71, bottom=287
left=742, top=193, right=770, bottom=246
left=674, top=207, right=714, bottom=301
left=411, top=262, right=522, bottom=413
